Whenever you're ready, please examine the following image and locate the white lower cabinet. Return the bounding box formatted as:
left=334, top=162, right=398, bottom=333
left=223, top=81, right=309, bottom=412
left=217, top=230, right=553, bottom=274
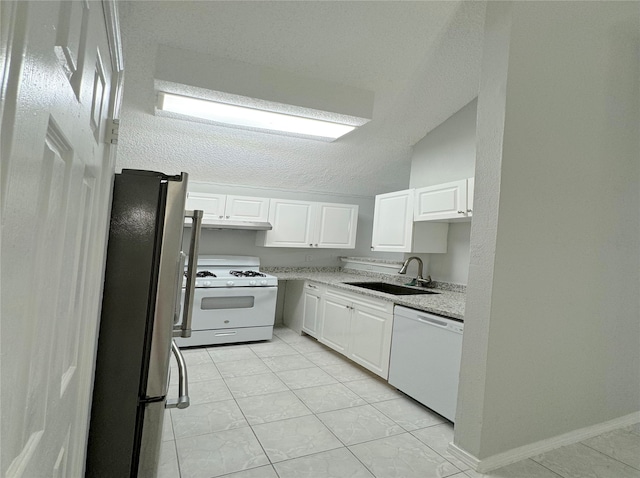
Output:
left=349, top=304, right=394, bottom=377
left=282, top=281, right=324, bottom=337
left=302, top=282, right=322, bottom=337
left=319, top=287, right=394, bottom=378
left=319, top=292, right=352, bottom=354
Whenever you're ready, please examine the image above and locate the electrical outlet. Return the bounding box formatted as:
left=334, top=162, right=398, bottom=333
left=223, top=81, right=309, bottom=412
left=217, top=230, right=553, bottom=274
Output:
left=305, top=255, right=312, bottom=262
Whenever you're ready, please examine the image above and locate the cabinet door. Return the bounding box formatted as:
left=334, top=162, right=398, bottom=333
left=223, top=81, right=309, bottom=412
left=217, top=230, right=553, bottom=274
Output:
left=262, top=199, right=315, bottom=247
left=467, top=177, right=474, bottom=217
left=414, top=180, right=468, bottom=221
left=371, top=189, right=414, bottom=252
left=302, top=287, right=321, bottom=338
left=315, top=203, right=358, bottom=249
left=349, top=305, right=393, bottom=379
left=319, top=294, right=351, bottom=354
left=186, top=192, right=226, bottom=223
left=225, top=195, right=270, bottom=222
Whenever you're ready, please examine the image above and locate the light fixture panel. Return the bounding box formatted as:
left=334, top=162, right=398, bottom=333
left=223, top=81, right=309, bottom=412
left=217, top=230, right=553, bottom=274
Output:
left=157, top=92, right=358, bottom=141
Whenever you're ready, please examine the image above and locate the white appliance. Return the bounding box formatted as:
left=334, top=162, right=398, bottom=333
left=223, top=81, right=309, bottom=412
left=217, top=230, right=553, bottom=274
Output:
left=388, top=305, right=464, bottom=422
left=174, top=255, right=278, bottom=347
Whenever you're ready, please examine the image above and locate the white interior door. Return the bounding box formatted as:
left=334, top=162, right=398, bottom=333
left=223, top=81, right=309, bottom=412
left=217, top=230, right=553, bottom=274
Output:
left=0, top=1, right=123, bottom=476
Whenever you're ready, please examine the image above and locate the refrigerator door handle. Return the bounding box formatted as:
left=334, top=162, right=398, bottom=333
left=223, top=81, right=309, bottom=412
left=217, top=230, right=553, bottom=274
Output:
left=175, top=209, right=203, bottom=338
left=166, top=340, right=190, bottom=409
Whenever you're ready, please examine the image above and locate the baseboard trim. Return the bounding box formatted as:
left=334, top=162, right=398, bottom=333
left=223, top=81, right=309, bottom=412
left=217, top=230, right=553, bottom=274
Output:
left=448, top=411, right=640, bottom=473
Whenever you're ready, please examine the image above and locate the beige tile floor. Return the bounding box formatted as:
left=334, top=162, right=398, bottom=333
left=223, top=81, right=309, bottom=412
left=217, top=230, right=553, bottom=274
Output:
left=160, top=326, right=640, bottom=478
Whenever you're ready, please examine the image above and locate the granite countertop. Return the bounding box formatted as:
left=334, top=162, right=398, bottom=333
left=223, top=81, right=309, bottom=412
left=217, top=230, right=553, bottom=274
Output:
left=264, top=269, right=466, bottom=321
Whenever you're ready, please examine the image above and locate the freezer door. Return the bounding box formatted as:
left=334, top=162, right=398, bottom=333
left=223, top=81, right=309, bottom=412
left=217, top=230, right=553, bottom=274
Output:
left=136, top=401, right=165, bottom=478
left=145, top=173, right=188, bottom=399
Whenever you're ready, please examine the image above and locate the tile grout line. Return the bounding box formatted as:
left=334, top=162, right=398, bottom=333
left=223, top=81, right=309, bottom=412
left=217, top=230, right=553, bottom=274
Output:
left=576, top=441, right=640, bottom=472
left=528, top=456, right=573, bottom=478
left=274, top=328, right=468, bottom=477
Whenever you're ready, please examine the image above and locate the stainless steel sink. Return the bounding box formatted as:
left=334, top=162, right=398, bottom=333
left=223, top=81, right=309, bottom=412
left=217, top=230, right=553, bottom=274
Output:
left=344, top=282, right=439, bottom=295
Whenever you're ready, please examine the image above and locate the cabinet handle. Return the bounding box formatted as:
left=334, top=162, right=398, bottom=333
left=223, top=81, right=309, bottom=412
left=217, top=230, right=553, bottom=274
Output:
left=309, top=244, right=313, bottom=247
left=219, top=215, right=224, bottom=219
left=226, top=215, right=230, bottom=219
left=370, top=246, right=374, bottom=250
left=467, top=209, right=472, bottom=213
left=457, top=210, right=464, bottom=214
left=314, top=244, right=318, bottom=247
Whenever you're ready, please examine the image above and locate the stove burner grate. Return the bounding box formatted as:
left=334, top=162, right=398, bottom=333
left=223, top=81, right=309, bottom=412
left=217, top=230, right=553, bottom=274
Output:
left=185, top=270, right=217, bottom=278
left=229, top=270, right=266, bottom=277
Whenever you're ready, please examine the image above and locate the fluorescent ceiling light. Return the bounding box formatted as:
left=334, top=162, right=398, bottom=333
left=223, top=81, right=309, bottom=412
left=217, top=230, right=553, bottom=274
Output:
left=157, top=92, right=357, bottom=141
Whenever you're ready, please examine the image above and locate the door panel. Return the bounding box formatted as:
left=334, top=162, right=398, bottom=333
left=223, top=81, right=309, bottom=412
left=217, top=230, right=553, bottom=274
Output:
left=263, top=199, right=315, bottom=247
left=0, top=1, right=122, bottom=476
left=319, top=296, right=351, bottom=354
left=349, top=307, right=393, bottom=378
left=226, top=195, right=270, bottom=222
left=371, top=189, right=413, bottom=252
left=186, top=192, right=226, bottom=223
left=302, top=290, right=320, bottom=337
left=316, top=203, right=358, bottom=249
left=414, top=179, right=468, bottom=221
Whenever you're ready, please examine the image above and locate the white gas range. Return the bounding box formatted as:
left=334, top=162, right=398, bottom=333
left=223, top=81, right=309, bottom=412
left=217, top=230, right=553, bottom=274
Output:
left=174, top=255, right=278, bottom=347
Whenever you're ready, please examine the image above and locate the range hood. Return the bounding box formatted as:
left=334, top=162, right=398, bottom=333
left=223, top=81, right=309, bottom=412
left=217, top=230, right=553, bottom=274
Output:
left=186, top=219, right=273, bottom=231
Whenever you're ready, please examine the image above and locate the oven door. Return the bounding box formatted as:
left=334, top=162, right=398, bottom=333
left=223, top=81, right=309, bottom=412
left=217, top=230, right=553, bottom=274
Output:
left=186, top=286, right=277, bottom=331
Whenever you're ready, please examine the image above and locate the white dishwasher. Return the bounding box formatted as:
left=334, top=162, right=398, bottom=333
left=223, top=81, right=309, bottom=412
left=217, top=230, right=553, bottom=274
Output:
left=388, top=305, right=464, bottom=422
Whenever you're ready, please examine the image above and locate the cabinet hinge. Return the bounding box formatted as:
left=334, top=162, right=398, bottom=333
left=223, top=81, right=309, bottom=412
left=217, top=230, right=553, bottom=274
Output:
left=106, top=118, right=119, bottom=144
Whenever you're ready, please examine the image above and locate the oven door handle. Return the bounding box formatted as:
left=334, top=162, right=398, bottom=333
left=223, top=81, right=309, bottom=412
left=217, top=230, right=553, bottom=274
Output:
left=174, top=209, right=203, bottom=338
left=166, top=340, right=189, bottom=409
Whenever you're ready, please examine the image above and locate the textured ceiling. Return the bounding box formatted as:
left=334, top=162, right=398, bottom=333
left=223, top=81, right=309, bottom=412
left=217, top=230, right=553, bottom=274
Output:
left=116, top=1, right=485, bottom=196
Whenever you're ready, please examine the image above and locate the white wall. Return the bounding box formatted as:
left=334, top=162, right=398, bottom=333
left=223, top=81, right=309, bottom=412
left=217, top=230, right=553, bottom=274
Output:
left=409, top=99, right=477, bottom=189
left=408, top=99, right=477, bottom=284
left=456, top=1, right=640, bottom=465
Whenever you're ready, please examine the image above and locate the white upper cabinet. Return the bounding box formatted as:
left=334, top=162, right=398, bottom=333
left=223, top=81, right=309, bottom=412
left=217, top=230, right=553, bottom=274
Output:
left=259, top=199, right=358, bottom=248
left=414, top=178, right=474, bottom=221
left=186, top=192, right=226, bottom=223
left=225, top=195, right=270, bottom=222
left=371, top=189, right=447, bottom=253
left=371, top=190, right=414, bottom=252
left=260, top=199, right=316, bottom=247
left=186, top=192, right=270, bottom=225
left=315, top=202, right=358, bottom=249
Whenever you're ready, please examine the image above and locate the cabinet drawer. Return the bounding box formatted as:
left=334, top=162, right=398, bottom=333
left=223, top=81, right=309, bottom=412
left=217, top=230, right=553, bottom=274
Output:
left=304, top=281, right=324, bottom=294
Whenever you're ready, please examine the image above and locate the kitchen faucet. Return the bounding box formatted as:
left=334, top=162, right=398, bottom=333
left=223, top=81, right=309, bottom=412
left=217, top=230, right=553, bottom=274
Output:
left=398, top=256, right=432, bottom=286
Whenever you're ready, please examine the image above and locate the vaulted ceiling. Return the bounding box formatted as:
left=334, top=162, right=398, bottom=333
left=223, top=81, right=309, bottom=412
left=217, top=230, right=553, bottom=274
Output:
left=116, top=1, right=485, bottom=196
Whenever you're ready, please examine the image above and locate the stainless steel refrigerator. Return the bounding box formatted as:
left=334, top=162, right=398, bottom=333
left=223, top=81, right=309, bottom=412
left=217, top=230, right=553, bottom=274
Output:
left=85, top=169, right=202, bottom=477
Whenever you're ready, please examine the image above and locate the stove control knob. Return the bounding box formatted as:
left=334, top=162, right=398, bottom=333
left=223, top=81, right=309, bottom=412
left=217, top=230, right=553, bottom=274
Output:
left=260, top=280, right=268, bottom=286
left=249, top=280, right=257, bottom=286
left=202, top=281, right=211, bottom=287
left=226, top=281, right=234, bottom=287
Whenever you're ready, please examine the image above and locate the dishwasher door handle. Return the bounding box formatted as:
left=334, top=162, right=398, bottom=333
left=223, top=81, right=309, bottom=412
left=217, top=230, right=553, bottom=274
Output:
left=416, top=315, right=449, bottom=328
